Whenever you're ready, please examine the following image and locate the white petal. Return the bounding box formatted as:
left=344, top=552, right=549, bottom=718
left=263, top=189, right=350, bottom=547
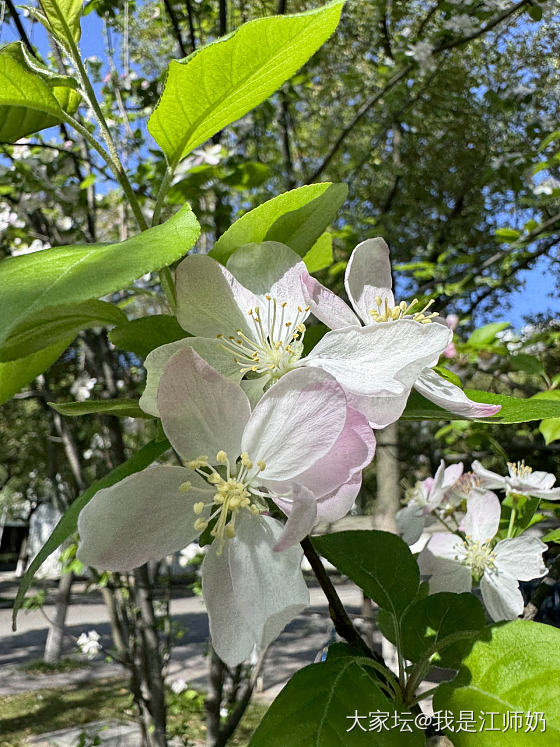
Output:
left=414, top=369, right=501, bottom=418
left=77, top=466, right=212, bottom=570
left=301, top=274, right=360, bottom=330
left=396, top=503, right=427, bottom=546
left=494, top=536, right=547, bottom=581
left=202, top=513, right=309, bottom=667
left=480, top=570, right=524, bottom=621
left=344, top=238, right=394, bottom=325
left=345, top=390, right=410, bottom=429
left=242, top=367, right=346, bottom=482
left=463, top=490, right=500, bottom=543
left=471, top=460, right=507, bottom=490
left=158, top=348, right=249, bottom=463
left=418, top=533, right=472, bottom=593
left=442, top=462, right=464, bottom=490
left=175, top=254, right=256, bottom=338
left=315, top=473, right=362, bottom=522
left=140, top=338, right=242, bottom=417
left=273, top=486, right=318, bottom=552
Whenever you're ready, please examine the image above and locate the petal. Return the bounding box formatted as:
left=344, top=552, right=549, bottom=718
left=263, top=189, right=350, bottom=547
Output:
left=414, top=369, right=501, bottom=418
left=344, top=238, right=394, bottom=325
left=471, top=460, right=507, bottom=490
left=418, top=535, right=472, bottom=594
left=480, top=570, right=524, bottom=621
left=305, top=322, right=451, bottom=400
left=442, top=462, right=464, bottom=490
left=242, top=367, right=346, bottom=482
left=315, top=472, right=362, bottom=523
left=301, top=274, right=360, bottom=330
left=140, top=338, right=242, bottom=417
left=344, top=390, right=410, bottom=429
left=396, top=503, right=427, bottom=546
left=273, top=485, right=318, bottom=552
left=158, top=347, right=250, bottom=463
left=494, top=536, right=547, bottom=581
left=463, top=490, right=500, bottom=542
left=202, top=513, right=309, bottom=667
left=175, top=254, right=256, bottom=338
left=240, top=376, right=267, bottom=409
left=77, top=466, right=212, bottom=570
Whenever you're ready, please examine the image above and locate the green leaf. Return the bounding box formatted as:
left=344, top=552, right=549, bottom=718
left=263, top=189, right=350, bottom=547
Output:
left=250, top=657, right=423, bottom=746
left=402, top=389, right=560, bottom=424
left=12, top=437, right=170, bottom=630
left=509, top=354, right=545, bottom=376
left=432, top=365, right=463, bottom=388
left=0, top=42, right=80, bottom=142
left=434, top=620, right=560, bottom=745
left=0, top=204, right=199, bottom=350
left=38, top=0, right=83, bottom=43
left=148, top=1, right=345, bottom=166
left=528, top=4, right=543, bottom=21
left=312, top=531, right=419, bottom=618
left=303, top=232, right=333, bottom=273
left=0, top=300, right=127, bottom=362
left=494, top=228, right=521, bottom=242
left=398, top=593, right=486, bottom=668
left=542, top=527, right=560, bottom=543
left=50, top=399, right=152, bottom=419
left=467, top=322, right=510, bottom=346
left=0, top=337, right=72, bottom=406
left=109, top=315, right=189, bottom=358
left=540, top=418, right=560, bottom=445
left=211, top=183, right=346, bottom=264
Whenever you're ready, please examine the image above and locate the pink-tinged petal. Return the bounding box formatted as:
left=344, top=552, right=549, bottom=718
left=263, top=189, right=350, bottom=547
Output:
left=396, top=503, right=427, bottom=546
left=175, top=253, right=257, bottom=338
left=305, top=322, right=451, bottom=399
left=442, top=342, right=457, bottom=359
left=493, top=536, right=547, bottom=581
left=202, top=513, right=308, bottom=667
left=480, top=570, right=524, bottom=621
left=316, top=472, right=362, bottom=522
left=443, top=462, right=464, bottom=489
left=344, top=238, right=395, bottom=325
left=301, top=274, right=360, bottom=330
left=463, top=490, right=501, bottom=543
left=414, top=369, right=501, bottom=419
left=140, top=338, right=242, bottom=417
left=158, top=348, right=250, bottom=464
left=77, top=466, right=213, bottom=570
left=242, top=367, right=346, bottom=482
left=273, top=486, right=318, bottom=552
left=345, top=390, right=410, bottom=429
left=471, top=461, right=506, bottom=490
left=445, top=314, right=459, bottom=331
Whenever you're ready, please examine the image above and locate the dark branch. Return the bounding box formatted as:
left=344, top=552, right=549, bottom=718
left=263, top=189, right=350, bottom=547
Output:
left=163, top=0, right=189, bottom=57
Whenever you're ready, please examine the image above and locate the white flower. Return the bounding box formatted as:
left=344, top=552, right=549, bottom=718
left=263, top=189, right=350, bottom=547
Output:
left=418, top=491, right=547, bottom=621
left=472, top=460, right=560, bottom=500
left=302, top=238, right=501, bottom=427
left=396, top=460, right=463, bottom=544
left=77, top=630, right=101, bottom=659
left=170, top=678, right=188, bottom=694
left=179, top=542, right=205, bottom=567
left=70, top=373, right=97, bottom=402
left=404, top=41, right=435, bottom=71
left=444, top=14, right=477, bottom=36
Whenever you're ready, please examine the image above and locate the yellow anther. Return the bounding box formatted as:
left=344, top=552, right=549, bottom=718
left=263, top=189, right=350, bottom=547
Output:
left=193, top=502, right=205, bottom=515
left=257, top=460, right=266, bottom=471
left=216, top=450, right=228, bottom=465
left=194, top=518, right=208, bottom=532
left=250, top=504, right=260, bottom=515
left=265, top=294, right=271, bottom=301
left=248, top=309, right=253, bottom=316
left=375, top=295, right=382, bottom=306
left=305, top=305, right=310, bottom=312
left=187, top=456, right=208, bottom=469
left=225, top=525, right=236, bottom=538
left=285, top=321, right=292, bottom=327
left=252, top=365, right=259, bottom=372
left=179, top=481, right=191, bottom=493
left=298, top=306, right=303, bottom=312
left=296, top=323, right=306, bottom=333
left=281, top=302, right=287, bottom=308
left=217, top=333, right=223, bottom=339
left=240, top=453, right=253, bottom=469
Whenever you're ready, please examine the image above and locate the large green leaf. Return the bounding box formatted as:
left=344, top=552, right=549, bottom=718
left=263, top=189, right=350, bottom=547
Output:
left=39, top=0, right=83, bottom=44
left=402, top=389, right=560, bottom=424
left=250, top=656, right=423, bottom=746
left=0, top=42, right=80, bottom=143
left=303, top=232, right=333, bottom=273
left=467, top=322, right=510, bottom=346
left=50, top=399, right=151, bottom=419
left=0, top=204, right=199, bottom=350
left=210, top=183, right=346, bottom=264
left=533, top=391, right=560, bottom=444
left=12, top=437, right=170, bottom=630
left=434, top=620, right=560, bottom=745
left=0, top=337, right=72, bottom=406
left=0, top=300, right=127, bottom=362
left=148, top=1, right=345, bottom=166
left=312, top=531, right=420, bottom=619
left=109, top=315, right=189, bottom=358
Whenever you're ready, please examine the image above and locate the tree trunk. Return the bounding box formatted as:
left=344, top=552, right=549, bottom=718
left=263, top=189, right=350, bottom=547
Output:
left=372, top=422, right=400, bottom=532
left=44, top=571, right=74, bottom=663
left=205, top=645, right=226, bottom=747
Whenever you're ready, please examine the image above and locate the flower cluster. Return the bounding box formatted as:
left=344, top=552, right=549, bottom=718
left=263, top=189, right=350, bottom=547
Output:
left=77, top=239, right=501, bottom=665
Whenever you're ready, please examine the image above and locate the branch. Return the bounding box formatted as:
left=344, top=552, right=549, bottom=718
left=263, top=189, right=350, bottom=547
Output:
left=163, top=0, right=189, bottom=57
left=185, top=0, right=197, bottom=52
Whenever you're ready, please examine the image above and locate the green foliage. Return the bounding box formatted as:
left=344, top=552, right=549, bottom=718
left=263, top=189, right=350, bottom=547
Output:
left=12, top=438, right=170, bottom=629
left=0, top=42, right=80, bottom=143
left=109, top=315, right=189, bottom=358
left=211, top=183, right=347, bottom=263
left=50, top=399, right=151, bottom=418
left=148, top=1, right=345, bottom=166
left=402, top=389, right=560, bottom=423
left=303, top=232, right=333, bottom=273
left=0, top=204, right=199, bottom=354
left=0, top=301, right=127, bottom=362
left=0, top=337, right=73, bottom=406
left=250, top=656, right=423, bottom=746
left=434, top=620, right=560, bottom=745
left=533, top=391, right=560, bottom=444
left=38, top=0, right=84, bottom=43
left=467, top=322, right=510, bottom=347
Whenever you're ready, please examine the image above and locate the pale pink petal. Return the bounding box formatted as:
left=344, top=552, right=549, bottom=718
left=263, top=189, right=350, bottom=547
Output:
left=442, top=462, right=464, bottom=489
left=175, top=254, right=257, bottom=338
left=414, top=369, right=501, bottom=418
left=77, top=466, right=213, bottom=570
left=494, top=536, right=547, bottom=580
left=273, top=486, right=318, bottom=552
left=345, top=389, right=409, bottom=429
left=445, top=314, right=459, bottom=331
left=344, top=238, right=395, bottom=325
left=471, top=461, right=507, bottom=490
left=242, top=367, right=346, bottom=482
left=301, top=274, right=361, bottom=330
left=480, top=570, right=524, bottom=621
left=463, top=490, right=501, bottom=543
left=315, top=473, right=362, bottom=522
left=158, top=348, right=250, bottom=463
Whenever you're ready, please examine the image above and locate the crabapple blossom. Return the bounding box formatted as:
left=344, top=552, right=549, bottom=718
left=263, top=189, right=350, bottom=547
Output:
left=472, top=460, right=560, bottom=500
left=76, top=630, right=102, bottom=659
left=78, top=349, right=374, bottom=666
left=418, top=490, right=547, bottom=621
